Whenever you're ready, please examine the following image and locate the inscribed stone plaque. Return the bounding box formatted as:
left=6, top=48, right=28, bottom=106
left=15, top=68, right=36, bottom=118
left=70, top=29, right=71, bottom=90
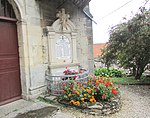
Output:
left=56, top=35, right=71, bottom=59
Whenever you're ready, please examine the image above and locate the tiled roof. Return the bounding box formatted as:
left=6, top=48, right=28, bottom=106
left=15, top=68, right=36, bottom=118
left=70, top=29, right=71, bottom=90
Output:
left=93, top=43, right=107, bottom=58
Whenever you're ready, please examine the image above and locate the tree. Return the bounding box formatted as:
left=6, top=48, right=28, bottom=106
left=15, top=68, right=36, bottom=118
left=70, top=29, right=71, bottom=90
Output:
left=101, top=8, right=150, bottom=79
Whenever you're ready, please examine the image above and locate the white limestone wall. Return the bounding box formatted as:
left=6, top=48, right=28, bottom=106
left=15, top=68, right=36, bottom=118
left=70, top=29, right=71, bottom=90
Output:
left=10, top=0, right=48, bottom=99
left=10, top=0, right=94, bottom=99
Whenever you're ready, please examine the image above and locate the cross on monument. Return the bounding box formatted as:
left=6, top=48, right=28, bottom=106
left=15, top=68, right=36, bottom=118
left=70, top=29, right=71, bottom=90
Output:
left=56, top=8, right=70, bottom=31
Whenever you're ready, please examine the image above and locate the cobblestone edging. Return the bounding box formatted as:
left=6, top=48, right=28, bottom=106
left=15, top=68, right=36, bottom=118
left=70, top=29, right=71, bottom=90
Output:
left=83, top=94, right=121, bottom=116
left=58, top=94, right=121, bottom=116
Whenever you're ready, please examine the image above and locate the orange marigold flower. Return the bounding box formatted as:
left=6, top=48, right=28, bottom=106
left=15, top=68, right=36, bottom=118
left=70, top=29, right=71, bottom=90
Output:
left=84, top=94, right=86, bottom=97
left=73, top=102, right=77, bottom=105
left=82, top=87, right=84, bottom=90
left=90, top=99, right=93, bottom=102
left=93, top=99, right=96, bottom=103
left=76, top=101, right=80, bottom=105
left=98, top=79, right=104, bottom=83
left=86, top=89, right=91, bottom=93
left=68, top=94, right=71, bottom=97
left=81, top=98, right=84, bottom=101
left=70, top=100, right=74, bottom=104
left=75, top=90, right=80, bottom=95
left=88, top=80, right=91, bottom=83
left=96, top=80, right=99, bottom=83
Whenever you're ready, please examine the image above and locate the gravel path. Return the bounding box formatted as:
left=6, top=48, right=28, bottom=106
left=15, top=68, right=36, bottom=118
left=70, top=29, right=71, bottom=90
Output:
left=59, top=85, right=150, bottom=118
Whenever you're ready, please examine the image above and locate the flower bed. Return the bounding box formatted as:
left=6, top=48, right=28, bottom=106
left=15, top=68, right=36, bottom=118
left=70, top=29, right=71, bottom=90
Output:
left=46, top=67, right=121, bottom=115
left=57, top=75, right=121, bottom=115
left=58, top=76, right=119, bottom=106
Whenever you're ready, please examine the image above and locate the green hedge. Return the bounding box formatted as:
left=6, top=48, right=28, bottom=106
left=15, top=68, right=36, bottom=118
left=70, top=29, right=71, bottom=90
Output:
left=94, top=68, right=124, bottom=77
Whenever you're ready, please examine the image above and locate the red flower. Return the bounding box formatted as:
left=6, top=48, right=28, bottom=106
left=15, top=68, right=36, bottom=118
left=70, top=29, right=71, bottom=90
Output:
left=63, top=69, right=68, bottom=74
left=99, top=79, right=104, bottom=83
left=73, top=75, right=77, bottom=79
left=102, top=94, right=106, bottom=99
left=112, top=88, right=117, bottom=95
left=69, top=84, right=73, bottom=89
left=105, top=82, right=111, bottom=87
left=76, top=82, right=81, bottom=84
left=75, top=72, right=78, bottom=74
left=79, top=70, right=83, bottom=74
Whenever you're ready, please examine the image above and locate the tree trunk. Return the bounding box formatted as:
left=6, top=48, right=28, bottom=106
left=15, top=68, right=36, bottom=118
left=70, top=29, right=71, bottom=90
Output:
left=132, top=67, right=136, bottom=76
left=106, top=64, right=110, bottom=70
left=134, top=67, right=144, bottom=80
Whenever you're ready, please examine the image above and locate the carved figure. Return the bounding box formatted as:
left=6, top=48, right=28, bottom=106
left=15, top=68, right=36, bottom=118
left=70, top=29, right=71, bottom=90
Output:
left=56, top=8, right=70, bottom=31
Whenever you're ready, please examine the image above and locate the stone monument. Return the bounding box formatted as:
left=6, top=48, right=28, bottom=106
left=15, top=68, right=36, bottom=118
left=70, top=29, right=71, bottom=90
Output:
left=45, top=8, right=79, bottom=75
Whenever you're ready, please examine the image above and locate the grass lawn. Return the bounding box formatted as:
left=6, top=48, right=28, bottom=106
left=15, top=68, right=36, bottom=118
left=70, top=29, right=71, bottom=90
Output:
left=111, top=76, right=150, bottom=85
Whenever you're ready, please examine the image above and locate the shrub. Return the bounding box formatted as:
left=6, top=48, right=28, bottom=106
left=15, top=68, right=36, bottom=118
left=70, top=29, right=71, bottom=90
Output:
left=58, top=76, right=119, bottom=107
left=94, top=68, right=124, bottom=77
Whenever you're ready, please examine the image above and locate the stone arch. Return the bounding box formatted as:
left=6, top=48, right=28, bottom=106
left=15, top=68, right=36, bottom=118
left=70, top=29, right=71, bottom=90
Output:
left=6, top=0, right=29, bottom=100
left=7, top=0, right=22, bottom=20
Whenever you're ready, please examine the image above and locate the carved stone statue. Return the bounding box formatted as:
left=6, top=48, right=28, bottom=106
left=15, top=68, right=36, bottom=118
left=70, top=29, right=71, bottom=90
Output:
left=56, top=8, right=70, bottom=31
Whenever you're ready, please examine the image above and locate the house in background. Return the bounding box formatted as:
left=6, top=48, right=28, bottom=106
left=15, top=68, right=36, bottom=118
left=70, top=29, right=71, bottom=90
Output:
left=0, top=0, right=94, bottom=105
left=93, top=43, right=107, bottom=59
left=93, top=43, right=107, bottom=68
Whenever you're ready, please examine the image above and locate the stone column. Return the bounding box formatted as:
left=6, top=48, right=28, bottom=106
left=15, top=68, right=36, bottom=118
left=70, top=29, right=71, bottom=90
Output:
left=17, top=19, right=31, bottom=100
left=71, top=32, right=78, bottom=63
left=46, top=27, right=55, bottom=65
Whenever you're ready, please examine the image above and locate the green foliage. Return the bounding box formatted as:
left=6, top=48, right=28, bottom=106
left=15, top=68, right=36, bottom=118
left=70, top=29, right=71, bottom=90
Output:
left=101, top=8, right=150, bottom=79
left=112, top=76, right=150, bottom=85
left=59, top=76, right=119, bottom=107
left=110, top=68, right=124, bottom=77
left=94, top=68, right=109, bottom=77
left=94, top=68, right=124, bottom=77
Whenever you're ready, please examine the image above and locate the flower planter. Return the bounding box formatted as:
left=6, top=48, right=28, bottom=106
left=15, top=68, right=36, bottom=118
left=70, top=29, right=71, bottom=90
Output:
left=46, top=70, right=89, bottom=96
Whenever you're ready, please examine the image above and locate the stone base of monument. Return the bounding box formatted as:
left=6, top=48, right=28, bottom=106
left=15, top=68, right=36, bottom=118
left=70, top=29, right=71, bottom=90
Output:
left=46, top=63, right=89, bottom=96
left=49, top=63, right=79, bottom=76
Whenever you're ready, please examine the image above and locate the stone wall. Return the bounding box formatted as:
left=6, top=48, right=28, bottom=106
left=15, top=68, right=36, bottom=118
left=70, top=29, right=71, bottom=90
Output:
left=40, top=0, right=94, bottom=71
left=11, top=0, right=94, bottom=99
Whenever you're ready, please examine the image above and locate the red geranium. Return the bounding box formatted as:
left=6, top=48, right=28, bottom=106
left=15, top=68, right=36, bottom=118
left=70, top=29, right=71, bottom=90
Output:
left=69, top=84, right=73, bottom=89
left=112, top=88, right=117, bottom=95
left=105, top=82, right=111, bottom=87
left=73, top=75, right=78, bottom=79
left=63, top=69, right=69, bottom=74
left=102, top=94, right=107, bottom=99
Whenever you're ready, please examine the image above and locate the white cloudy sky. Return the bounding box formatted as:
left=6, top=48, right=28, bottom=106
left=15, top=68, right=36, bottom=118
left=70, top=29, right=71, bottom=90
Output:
left=89, top=0, right=150, bottom=44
